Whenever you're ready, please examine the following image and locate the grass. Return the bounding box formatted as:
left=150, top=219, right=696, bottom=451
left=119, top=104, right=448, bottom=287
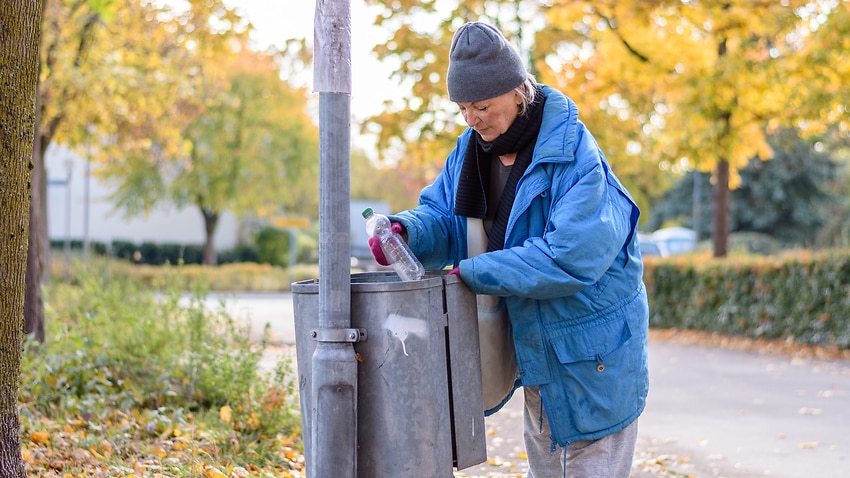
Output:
left=21, top=261, right=306, bottom=477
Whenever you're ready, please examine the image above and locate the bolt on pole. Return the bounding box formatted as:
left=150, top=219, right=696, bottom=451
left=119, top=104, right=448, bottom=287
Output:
left=311, top=1, right=357, bottom=477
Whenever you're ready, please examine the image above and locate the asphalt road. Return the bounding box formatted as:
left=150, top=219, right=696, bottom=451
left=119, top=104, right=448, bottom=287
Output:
left=206, top=292, right=850, bottom=478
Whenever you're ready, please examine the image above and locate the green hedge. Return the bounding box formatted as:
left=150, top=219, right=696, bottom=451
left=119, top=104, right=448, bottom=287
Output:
left=644, top=250, right=850, bottom=349
left=109, top=240, right=259, bottom=265
left=49, top=239, right=109, bottom=256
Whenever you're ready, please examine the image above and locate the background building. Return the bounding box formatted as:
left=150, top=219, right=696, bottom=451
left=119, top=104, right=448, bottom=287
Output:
left=45, top=144, right=239, bottom=252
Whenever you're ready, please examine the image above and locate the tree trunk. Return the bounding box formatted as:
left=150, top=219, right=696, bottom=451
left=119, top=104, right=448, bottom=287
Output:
left=23, top=197, right=45, bottom=342
left=711, top=32, right=731, bottom=258
left=0, top=1, right=43, bottom=476
left=23, top=0, right=48, bottom=343
left=24, top=96, right=46, bottom=341
left=202, top=207, right=220, bottom=265
left=712, top=160, right=730, bottom=257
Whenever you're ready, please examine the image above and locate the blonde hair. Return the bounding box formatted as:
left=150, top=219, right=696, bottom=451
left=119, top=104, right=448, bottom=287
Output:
left=515, top=77, right=538, bottom=116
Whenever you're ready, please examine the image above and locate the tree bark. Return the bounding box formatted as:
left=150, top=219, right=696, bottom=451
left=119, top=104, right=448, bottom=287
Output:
left=0, top=0, right=43, bottom=476
left=711, top=31, right=731, bottom=258
left=712, top=160, right=730, bottom=257
left=23, top=0, right=48, bottom=343
left=24, top=164, right=45, bottom=342
left=202, top=207, right=219, bottom=265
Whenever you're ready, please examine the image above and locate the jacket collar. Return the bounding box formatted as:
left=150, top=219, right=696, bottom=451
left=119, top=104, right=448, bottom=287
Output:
left=533, top=85, right=580, bottom=164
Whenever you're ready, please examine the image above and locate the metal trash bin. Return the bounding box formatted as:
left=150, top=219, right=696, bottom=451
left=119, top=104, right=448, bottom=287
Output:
left=293, top=271, right=486, bottom=477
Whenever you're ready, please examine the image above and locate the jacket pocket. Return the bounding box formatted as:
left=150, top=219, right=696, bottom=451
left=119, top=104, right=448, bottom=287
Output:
left=546, top=316, right=639, bottom=435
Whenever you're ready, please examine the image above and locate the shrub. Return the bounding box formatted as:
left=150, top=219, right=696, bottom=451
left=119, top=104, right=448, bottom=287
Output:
left=22, top=264, right=301, bottom=439
left=254, top=226, right=291, bottom=267
left=218, top=243, right=260, bottom=264
left=644, top=249, right=850, bottom=349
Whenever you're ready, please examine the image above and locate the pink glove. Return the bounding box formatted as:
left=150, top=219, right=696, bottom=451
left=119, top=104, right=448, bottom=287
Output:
left=368, top=222, right=406, bottom=266
left=368, top=236, right=389, bottom=266
left=448, top=267, right=460, bottom=276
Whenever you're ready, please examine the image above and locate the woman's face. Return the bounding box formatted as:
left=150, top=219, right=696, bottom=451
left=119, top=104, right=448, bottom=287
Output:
left=457, top=90, right=522, bottom=142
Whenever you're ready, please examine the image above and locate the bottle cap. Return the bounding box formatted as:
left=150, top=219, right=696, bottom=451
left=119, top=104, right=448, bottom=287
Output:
left=362, top=208, right=373, bottom=218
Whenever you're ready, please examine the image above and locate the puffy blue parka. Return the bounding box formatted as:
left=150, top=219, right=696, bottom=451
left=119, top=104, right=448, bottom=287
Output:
left=391, top=85, right=649, bottom=446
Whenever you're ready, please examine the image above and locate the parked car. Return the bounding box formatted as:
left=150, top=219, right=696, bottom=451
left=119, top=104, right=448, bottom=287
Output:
left=652, top=227, right=697, bottom=255
left=638, top=227, right=697, bottom=258
left=638, top=233, right=667, bottom=257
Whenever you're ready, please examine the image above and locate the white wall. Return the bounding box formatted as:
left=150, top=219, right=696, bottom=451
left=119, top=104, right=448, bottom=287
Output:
left=45, top=144, right=239, bottom=251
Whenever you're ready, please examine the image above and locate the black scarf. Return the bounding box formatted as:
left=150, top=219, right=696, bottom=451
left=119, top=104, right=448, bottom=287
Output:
left=454, top=84, right=545, bottom=252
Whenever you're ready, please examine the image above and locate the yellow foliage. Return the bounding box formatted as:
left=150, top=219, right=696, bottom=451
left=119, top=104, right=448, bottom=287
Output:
left=364, top=0, right=847, bottom=240
left=219, top=405, right=232, bottom=424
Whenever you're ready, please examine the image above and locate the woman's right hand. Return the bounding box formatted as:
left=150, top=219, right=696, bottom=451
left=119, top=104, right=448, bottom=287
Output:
left=368, top=222, right=407, bottom=266
left=368, top=237, right=389, bottom=266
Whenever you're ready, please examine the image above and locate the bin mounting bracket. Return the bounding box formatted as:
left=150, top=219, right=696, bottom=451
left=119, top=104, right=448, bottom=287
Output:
left=310, top=328, right=368, bottom=343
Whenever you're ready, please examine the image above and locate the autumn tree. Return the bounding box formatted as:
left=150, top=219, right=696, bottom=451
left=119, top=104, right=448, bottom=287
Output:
left=104, top=43, right=320, bottom=264
left=0, top=0, right=43, bottom=475
left=786, top=2, right=850, bottom=139
left=23, top=0, right=246, bottom=335
left=362, top=0, right=663, bottom=218
left=364, top=0, right=849, bottom=257
left=351, top=149, right=420, bottom=212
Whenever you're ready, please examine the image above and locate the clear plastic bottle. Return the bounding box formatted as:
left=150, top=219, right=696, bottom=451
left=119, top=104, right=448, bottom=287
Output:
left=362, top=208, right=425, bottom=281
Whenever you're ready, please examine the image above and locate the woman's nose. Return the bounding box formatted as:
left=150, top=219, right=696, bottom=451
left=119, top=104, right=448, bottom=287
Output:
left=463, top=111, right=478, bottom=126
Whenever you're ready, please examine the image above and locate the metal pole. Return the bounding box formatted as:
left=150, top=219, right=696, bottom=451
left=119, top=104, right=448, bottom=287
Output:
left=312, top=1, right=357, bottom=477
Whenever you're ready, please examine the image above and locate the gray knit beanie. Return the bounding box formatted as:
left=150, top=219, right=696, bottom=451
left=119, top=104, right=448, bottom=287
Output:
left=447, top=22, right=527, bottom=103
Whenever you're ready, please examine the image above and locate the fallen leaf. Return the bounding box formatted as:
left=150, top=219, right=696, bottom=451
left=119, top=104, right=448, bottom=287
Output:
left=204, top=465, right=228, bottom=478
left=99, top=439, right=113, bottom=458
left=283, top=447, right=299, bottom=460
left=220, top=405, right=232, bottom=424
left=233, top=467, right=251, bottom=478
left=30, top=431, right=50, bottom=446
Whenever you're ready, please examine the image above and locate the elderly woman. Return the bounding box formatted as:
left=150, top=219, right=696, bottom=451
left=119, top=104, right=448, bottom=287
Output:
left=369, top=21, right=649, bottom=477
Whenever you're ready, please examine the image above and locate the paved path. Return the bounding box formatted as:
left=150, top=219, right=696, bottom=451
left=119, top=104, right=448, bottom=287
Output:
left=208, top=292, right=850, bottom=478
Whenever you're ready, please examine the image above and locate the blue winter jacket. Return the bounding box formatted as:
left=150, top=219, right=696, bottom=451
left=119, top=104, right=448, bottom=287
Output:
left=392, top=85, right=649, bottom=446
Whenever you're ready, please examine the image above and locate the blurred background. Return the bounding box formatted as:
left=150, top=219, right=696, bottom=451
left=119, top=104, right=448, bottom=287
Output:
left=40, top=0, right=850, bottom=274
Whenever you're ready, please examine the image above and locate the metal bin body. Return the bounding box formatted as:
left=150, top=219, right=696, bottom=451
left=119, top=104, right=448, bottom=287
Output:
left=293, top=272, right=486, bottom=477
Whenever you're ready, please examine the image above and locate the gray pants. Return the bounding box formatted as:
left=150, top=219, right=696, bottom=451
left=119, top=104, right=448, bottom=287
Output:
left=523, top=386, right=638, bottom=478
